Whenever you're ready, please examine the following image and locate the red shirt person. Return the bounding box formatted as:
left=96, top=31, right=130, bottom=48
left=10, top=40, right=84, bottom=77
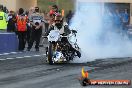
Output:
left=49, top=5, right=61, bottom=17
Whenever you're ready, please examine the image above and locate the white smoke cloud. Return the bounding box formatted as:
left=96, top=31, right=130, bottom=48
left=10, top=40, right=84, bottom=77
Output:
left=70, top=0, right=132, bottom=63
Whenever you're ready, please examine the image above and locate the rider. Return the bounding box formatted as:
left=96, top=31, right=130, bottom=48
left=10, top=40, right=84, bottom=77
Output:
left=47, top=15, right=81, bottom=58
left=47, top=15, right=70, bottom=35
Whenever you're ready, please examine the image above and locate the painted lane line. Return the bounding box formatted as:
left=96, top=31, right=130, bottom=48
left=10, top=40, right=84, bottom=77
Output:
left=3, top=53, right=10, bottom=55
left=10, top=52, right=17, bottom=54
left=0, top=51, right=23, bottom=56
left=0, top=59, right=6, bottom=61
left=16, top=57, right=24, bottom=59
left=24, top=56, right=32, bottom=58
left=6, top=58, right=14, bottom=60
left=0, top=54, right=46, bottom=61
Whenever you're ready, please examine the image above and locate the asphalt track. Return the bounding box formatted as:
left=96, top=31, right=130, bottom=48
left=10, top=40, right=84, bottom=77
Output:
left=0, top=47, right=132, bottom=88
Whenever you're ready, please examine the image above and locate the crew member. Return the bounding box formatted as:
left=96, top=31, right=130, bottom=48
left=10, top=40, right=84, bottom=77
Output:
left=27, top=7, right=44, bottom=51
left=7, top=11, right=16, bottom=32
left=0, top=5, right=8, bottom=31
left=16, top=8, right=28, bottom=51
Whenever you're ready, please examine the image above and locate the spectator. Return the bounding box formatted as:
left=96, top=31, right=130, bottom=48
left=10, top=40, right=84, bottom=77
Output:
left=48, top=5, right=62, bottom=27
left=16, top=8, right=28, bottom=51
left=122, top=9, right=129, bottom=30
left=49, top=5, right=61, bottom=17
left=66, top=10, right=73, bottom=25
left=113, top=9, right=122, bottom=33
left=3, top=6, right=8, bottom=13
left=28, top=7, right=35, bottom=17
left=48, top=14, right=55, bottom=27
left=0, top=4, right=3, bottom=10
left=25, top=10, right=31, bottom=45
left=0, top=5, right=8, bottom=32
left=7, top=11, right=16, bottom=32
left=26, top=7, right=35, bottom=44
left=27, top=7, right=44, bottom=51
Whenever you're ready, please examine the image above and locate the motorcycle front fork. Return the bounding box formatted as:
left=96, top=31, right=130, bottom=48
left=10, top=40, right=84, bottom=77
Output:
left=45, top=47, right=48, bottom=56
left=45, top=43, right=57, bottom=57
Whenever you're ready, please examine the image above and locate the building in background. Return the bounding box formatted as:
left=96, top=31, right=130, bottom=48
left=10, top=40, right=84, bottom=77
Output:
left=0, top=0, right=37, bottom=11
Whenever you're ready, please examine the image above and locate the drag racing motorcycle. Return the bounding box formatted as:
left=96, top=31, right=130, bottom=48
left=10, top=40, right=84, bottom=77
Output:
left=46, top=29, right=81, bottom=65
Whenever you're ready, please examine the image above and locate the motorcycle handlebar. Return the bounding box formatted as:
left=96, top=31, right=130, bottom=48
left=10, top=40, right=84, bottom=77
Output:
left=42, top=35, right=68, bottom=38
left=60, top=35, right=68, bottom=37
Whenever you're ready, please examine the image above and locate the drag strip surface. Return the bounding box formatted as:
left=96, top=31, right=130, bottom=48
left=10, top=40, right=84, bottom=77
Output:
left=0, top=55, right=94, bottom=88
left=0, top=54, right=132, bottom=88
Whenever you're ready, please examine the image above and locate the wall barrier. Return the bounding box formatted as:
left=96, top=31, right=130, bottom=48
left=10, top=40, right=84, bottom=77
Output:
left=0, top=33, right=18, bottom=53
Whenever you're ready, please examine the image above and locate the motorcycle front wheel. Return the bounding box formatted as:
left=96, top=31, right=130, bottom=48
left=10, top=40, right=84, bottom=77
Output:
left=48, top=42, right=54, bottom=65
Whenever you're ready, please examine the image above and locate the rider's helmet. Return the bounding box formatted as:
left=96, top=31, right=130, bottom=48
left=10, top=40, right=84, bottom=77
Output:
left=54, top=15, right=63, bottom=29
left=55, top=15, right=63, bottom=21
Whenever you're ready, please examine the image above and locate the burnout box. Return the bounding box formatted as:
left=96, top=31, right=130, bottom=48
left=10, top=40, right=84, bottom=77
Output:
left=0, top=33, right=18, bottom=53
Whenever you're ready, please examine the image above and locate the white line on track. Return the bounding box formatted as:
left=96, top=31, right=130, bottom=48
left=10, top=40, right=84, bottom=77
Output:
left=0, top=52, right=23, bottom=56
left=6, top=58, right=14, bottom=60
left=3, top=53, right=10, bottom=55
left=10, top=52, right=17, bottom=54
left=24, top=56, right=32, bottom=58
left=16, top=57, right=24, bottom=59
left=0, top=59, right=6, bottom=61
left=0, top=54, right=46, bottom=61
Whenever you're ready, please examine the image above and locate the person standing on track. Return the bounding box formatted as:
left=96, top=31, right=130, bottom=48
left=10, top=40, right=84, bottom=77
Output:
left=16, top=8, right=28, bottom=51
left=27, top=7, right=44, bottom=51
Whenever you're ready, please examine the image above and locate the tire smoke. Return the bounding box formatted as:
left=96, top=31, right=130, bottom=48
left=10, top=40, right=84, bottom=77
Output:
left=70, top=0, right=132, bottom=63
